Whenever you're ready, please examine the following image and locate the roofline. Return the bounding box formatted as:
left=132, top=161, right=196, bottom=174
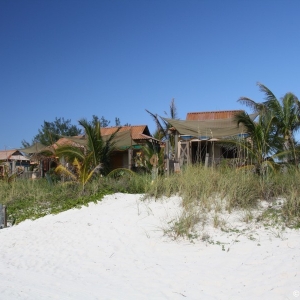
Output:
left=187, top=110, right=243, bottom=115
left=101, top=125, right=148, bottom=129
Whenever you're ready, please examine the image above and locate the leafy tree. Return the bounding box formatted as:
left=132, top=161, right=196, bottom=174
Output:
left=114, top=117, right=130, bottom=127
left=115, top=117, right=121, bottom=126
left=90, top=115, right=110, bottom=128
left=21, top=140, right=31, bottom=148
left=25, top=117, right=82, bottom=146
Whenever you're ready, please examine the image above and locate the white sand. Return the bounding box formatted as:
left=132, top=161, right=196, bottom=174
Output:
left=0, top=193, right=299, bottom=299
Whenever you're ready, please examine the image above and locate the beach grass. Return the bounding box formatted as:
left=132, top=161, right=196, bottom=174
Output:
left=146, top=165, right=300, bottom=238
left=1, top=165, right=300, bottom=237
left=0, top=172, right=151, bottom=225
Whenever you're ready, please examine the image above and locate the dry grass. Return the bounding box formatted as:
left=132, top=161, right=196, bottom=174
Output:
left=146, top=164, right=300, bottom=238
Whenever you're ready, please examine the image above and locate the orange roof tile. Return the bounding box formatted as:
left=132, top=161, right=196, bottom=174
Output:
left=186, top=110, right=243, bottom=121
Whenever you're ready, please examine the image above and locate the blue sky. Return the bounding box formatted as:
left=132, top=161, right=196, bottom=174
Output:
left=1, top=0, right=300, bottom=149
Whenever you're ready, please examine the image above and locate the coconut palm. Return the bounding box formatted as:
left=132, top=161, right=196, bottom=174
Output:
left=264, top=91, right=300, bottom=164
left=55, top=118, right=118, bottom=188
left=238, top=82, right=300, bottom=165
left=79, top=118, right=117, bottom=174
left=233, top=111, right=282, bottom=174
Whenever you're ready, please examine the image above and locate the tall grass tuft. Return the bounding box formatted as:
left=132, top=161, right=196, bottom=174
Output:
left=147, top=164, right=300, bottom=238
left=147, top=165, right=260, bottom=210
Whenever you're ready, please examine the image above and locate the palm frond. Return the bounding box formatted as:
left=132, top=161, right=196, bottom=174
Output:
left=257, top=82, right=277, bottom=103
left=55, top=165, right=77, bottom=181
left=238, top=97, right=266, bottom=113
left=55, top=145, right=85, bottom=162
left=169, top=98, right=178, bottom=119
left=145, top=109, right=166, bottom=136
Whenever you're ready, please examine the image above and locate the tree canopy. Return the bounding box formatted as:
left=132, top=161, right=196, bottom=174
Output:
left=22, top=115, right=130, bottom=147
left=21, top=117, right=82, bottom=147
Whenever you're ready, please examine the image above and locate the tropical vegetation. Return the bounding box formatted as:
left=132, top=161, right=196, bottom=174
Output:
left=233, top=82, right=300, bottom=174
left=21, top=115, right=129, bottom=147
left=54, top=118, right=118, bottom=189
left=146, top=98, right=178, bottom=147
left=2, top=85, right=300, bottom=240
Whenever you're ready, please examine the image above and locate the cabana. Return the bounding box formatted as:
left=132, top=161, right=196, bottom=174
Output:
left=101, top=125, right=160, bottom=170
left=0, top=149, right=30, bottom=177
left=19, top=142, right=57, bottom=178
left=163, top=110, right=257, bottom=168
left=55, top=125, right=160, bottom=171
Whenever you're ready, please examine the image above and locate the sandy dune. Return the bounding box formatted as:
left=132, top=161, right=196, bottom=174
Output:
left=0, top=193, right=299, bottom=299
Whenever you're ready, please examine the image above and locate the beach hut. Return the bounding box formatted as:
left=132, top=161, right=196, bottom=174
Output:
left=100, top=125, right=160, bottom=170
left=163, top=110, right=257, bottom=168
left=0, top=149, right=30, bottom=177
left=55, top=125, right=160, bottom=172
left=18, top=142, right=57, bottom=178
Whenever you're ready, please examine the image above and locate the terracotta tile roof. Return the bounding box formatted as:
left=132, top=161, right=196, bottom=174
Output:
left=186, top=110, right=244, bottom=121
left=101, top=125, right=151, bottom=140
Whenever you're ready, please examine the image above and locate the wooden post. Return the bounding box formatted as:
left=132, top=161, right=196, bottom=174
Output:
left=0, top=204, right=7, bottom=229
left=61, top=157, right=65, bottom=183
left=40, top=160, right=43, bottom=178
left=12, top=161, right=16, bottom=173
left=128, top=148, right=133, bottom=170
left=205, top=153, right=209, bottom=168
left=165, top=140, right=169, bottom=176
left=212, top=141, right=215, bottom=168
left=4, top=205, right=7, bottom=228
left=174, top=131, right=178, bottom=162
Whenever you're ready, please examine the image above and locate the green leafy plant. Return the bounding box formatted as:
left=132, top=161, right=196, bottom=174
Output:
left=55, top=118, right=119, bottom=189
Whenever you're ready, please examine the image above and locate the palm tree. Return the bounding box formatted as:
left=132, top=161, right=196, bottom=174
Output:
left=55, top=118, right=118, bottom=188
left=238, top=82, right=300, bottom=165
left=233, top=111, right=282, bottom=175
left=146, top=98, right=178, bottom=142
left=142, top=141, right=165, bottom=175
left=79, top=118, right=117, bottom=174
left=264, top=92, right=300, bottom=164
left=55, top=156, right=100, bottom=189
